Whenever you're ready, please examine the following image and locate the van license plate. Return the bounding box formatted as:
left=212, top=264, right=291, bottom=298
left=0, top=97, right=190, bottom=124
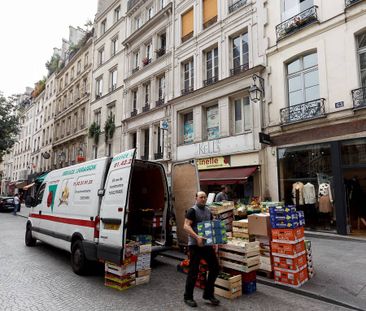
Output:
left=104, top=223, right=120, bottom=230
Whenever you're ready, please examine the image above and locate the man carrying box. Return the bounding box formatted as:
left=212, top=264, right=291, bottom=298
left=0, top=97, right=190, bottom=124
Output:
left=183, top=191, right=220, bottom=308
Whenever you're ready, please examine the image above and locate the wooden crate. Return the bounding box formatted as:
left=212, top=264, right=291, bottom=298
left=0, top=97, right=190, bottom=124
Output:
left=220, top=260, right=260, bottom=273
left=214, top=275, right=242, bottom=299
left=220, top=240, right=260, bottom=253
left=232, top=220, right=248, bottom=228
left=219, top=250, right=260, bottom=264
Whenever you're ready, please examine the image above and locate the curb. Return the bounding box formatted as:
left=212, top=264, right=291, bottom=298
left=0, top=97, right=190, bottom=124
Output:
left=257, top=277, right=364, bottom=311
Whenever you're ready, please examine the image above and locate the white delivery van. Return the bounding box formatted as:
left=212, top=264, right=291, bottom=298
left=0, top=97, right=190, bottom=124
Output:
left=25, top=149, right=172, bottom=275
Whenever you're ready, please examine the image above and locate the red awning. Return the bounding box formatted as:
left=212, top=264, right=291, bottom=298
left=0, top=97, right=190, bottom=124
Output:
left=199, top=166, right=257, bottom=185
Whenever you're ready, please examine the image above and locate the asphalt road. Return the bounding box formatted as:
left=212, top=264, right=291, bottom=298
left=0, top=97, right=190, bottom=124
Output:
left=0, top=213, right=354, bottom=311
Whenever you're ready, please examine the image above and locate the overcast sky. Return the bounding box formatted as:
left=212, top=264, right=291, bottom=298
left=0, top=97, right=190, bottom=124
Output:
left=0, top=0, right=97, bottom=98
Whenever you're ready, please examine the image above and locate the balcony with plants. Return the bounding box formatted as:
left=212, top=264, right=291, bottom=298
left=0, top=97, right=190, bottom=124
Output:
left=280, top=98, right=326, bottom=124
left=276, top=6, right=318, bottom=41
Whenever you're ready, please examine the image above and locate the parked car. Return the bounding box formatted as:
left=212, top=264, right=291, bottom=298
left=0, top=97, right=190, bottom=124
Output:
left=0, top=197, right=15, bottom=212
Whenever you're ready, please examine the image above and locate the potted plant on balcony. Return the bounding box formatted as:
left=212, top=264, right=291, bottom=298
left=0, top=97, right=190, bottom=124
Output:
left=88, top=121, right=101, bottom=145
left=104, top=115, right=115, bottom=143
left=142, top=57, right=150, bottom=66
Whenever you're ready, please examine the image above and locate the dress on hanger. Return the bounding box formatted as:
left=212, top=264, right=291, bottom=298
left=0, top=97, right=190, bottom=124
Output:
left=318, top=182, right=333, bottom=213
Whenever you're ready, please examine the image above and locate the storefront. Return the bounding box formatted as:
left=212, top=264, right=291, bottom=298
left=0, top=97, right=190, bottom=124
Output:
left=197, top=155, right=260, bottom=204
left=277, top=137, right=366, bottom=236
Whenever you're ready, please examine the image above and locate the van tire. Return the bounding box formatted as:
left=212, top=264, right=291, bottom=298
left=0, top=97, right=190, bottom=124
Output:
left=71, top=240, right=89, bottom=275
left=25, top=225, right=37, bottom=247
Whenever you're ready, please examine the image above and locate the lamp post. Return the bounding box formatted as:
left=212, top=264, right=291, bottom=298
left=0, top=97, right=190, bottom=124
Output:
left=249, top=74, right=265, bottom=102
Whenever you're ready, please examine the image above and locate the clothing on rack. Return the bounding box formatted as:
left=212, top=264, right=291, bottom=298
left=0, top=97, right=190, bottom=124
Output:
left=318, top=183, right=333, bottom=213
left=303, top=182, right=316, bottom=204
left=292, top=181, right=304, bottom=206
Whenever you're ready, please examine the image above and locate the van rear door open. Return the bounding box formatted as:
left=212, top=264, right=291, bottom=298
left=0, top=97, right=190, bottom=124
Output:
left=97, top=149, right=136, bottom=264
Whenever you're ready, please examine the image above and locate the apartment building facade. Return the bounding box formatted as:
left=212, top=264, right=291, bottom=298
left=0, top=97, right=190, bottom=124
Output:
left=264, top=0, right=366, bottom=235
left=52, top=33, right=92, bottom=168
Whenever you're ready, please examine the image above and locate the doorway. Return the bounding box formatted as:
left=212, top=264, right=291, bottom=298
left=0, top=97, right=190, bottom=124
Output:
left=343, top=168, right=366, bottom=236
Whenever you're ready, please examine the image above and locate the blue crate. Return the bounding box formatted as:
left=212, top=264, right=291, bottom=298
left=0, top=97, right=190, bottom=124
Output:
left=243, top=281, right=257, bottom=294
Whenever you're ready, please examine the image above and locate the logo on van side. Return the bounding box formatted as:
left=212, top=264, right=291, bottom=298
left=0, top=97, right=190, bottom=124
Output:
left=47, top=184, right=58, bottom=212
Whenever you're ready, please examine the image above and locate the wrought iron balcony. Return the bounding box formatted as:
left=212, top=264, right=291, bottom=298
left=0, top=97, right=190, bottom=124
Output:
left=345, top=0, right=363, bottom=7
left=352, top=86, right=366, bottom=109
left=203, top=75, right=219, bottom=87
left=154, top=152, right=163, bottom=160
left=130, top=109, right=138, bottom=117
left=127, top=0, right=140, bottom=12
left=229, top=0, right=247, bottom=14
left=203, top=16, right=217, bottom=29
left=142, top=104, right=150, bottom=112
left=181, top=31, right=193, bottom=43
left=230, top=63, right=249, bottom=76
left=276, top=6, right=318, bottom=41
left=181, top=86, right=194, bottom=96
left=280, top=98, right=326, bottom=124
left=156, top=98, right=165, bottom=106
left=156, top=48, right=166, bottom=58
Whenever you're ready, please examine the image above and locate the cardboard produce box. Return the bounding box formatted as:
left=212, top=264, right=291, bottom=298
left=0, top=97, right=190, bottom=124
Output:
left=248, top=213, right=271, bottom=237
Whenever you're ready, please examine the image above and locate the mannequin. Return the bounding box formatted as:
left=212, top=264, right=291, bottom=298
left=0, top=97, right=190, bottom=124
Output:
left=292, top=181, right=304, bottom=206
left=318, top=182, right=333, bottom=228
left=303, top=182, right=316, bottom=226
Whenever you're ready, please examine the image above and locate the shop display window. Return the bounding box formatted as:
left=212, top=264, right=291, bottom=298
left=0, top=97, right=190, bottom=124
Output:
left=278, top=143, right=336, bottom=231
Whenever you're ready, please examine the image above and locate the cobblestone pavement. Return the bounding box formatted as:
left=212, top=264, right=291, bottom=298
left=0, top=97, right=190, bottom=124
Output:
left=0, top=213, right=354, bottom=311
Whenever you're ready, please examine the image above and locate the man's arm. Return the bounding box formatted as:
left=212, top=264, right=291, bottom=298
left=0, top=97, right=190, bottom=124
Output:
left=183, top=218, right=205, bottom=247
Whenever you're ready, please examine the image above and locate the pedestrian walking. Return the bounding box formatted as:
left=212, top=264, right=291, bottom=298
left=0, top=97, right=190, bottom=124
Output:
left=183, top=191, right=220, bottom=308
left=13, top=194, right=20, bottom=215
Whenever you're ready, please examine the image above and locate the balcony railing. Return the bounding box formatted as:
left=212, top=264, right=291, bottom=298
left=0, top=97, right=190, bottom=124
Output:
left=345, top=0, right=363, bottom=7
left=203, top=75, right=219, bottom=87
left=142, top=104, right=150, bottom=112
left=130, top=109, right=138, bottom=117
left=230, top=63, right=249, bottom=76
left=280, top=98, right=326, bottom=124
left=127, top=0, right=140, bottom=11
left=181, top=31, right=193, bottom=43
left=154, top=152, right=163, bottom=160
left=352, top=86, right=366, bottom=109
left=156, top=48, right=166, bottom=58
left=181, top=86, right=194, bottom=96
left=276, top=6, right=318, bottom=41
left=156, top=98, right=165, bottom=106
left=203, top=16, right=217, bottom=29
left=229, top=0, right=247, bottom=14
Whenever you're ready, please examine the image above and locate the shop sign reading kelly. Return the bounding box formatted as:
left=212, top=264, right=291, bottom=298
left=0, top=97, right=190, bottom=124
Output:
left=196, top=140, right=220, bottom=156
left=197, top=156, right=231, bottom=170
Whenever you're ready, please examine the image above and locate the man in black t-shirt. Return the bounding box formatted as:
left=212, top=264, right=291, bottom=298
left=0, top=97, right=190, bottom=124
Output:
left=183, top=191, right=220, bottom=308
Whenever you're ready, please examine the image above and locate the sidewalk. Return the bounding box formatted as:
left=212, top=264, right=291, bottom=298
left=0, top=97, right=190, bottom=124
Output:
left=16, top=203, right=30, bottom=218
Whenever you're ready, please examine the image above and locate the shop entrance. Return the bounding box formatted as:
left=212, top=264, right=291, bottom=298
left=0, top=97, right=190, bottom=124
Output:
left=343, top=168, right=366, bottom=236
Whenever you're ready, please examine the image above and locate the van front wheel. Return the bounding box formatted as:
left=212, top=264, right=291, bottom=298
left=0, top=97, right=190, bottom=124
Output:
left=25, top=225, right=36, bottom=247
left=71, top=240, right=89, bottom=275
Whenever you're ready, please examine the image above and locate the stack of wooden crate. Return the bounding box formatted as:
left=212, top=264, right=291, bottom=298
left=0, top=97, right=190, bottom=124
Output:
left=214, top=273, right=242, bottom=299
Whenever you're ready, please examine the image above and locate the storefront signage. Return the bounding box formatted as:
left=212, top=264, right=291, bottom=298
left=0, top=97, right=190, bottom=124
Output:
left=196, top=139, right=220, bottom=156
left=197, top=156, right=231, bottom=170
left=259, top=132, right=271, bottom=145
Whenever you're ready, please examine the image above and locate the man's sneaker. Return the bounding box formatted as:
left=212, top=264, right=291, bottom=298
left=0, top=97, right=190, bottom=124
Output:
left=203, top=296, right=220, bottom=305
left=184, top=299, right=198, bottom=308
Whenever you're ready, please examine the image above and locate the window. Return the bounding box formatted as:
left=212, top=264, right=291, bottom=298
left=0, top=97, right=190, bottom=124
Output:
left=37, top=184, right=46, bottom=205
left=147, top=6, right=154, bottom=20
left=114, top=6, right=121, bottom=22
left=84, top=53, right=89, bottom=67
left=111, top=37, right=118, bottom=56
left=109, top=69, right=117, bottom=91
left=133, top=51, right=139, bottom=70
left=203, top=0, right=217, bottom=29
left=96, top=78, right=103, bottom=98
left=101, top=19, right=107, bottom=35
left=80, top=108, right=85, bottom=128
left=98, top=48, right=105, bottom=66
left=65, top=73, right=69, bottom=86
left=205, top=47, right=219, bottom=85
left=160, top=0, right=165, bottom=9
left=232, top=32, right=249, bottom=71
left=287, top=52, right=319, bottom=106
left=183, top=59, right=194, bottom=93
left=159, top=33, right=166, bottom=50
left=135, top=15, right=141, bottom=30
left=158, top=75, right=165, bottom=100
left=107, top=103, right=116, bottom=122
left=132, top=90, right=138, bottom=110
left=70, top=67, right=74, bottom=80
left=182, top=8, right=194, bottom=42
left=281, top=0, right=313, bottom=21
left=94, top=110, right=101, bottom=126
left=357, top=32, right=366, bottom=87
left=146, top=43, right=152, bottom=61
left=77, top=60, right=81, bottom=73
left=233, top=97, right=251, bottom=134
left=144, top=83, right=150, bottom=105
left=183, top=111, right=194, bottom=144
left=206, top=105, right=219, bottom=139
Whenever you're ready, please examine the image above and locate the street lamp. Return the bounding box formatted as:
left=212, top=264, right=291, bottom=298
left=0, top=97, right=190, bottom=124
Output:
left=249, top=74, right=265, bottom=102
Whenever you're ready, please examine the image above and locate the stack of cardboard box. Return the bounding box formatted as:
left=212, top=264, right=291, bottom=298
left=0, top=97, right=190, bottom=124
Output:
left=247, top=213, right=273, bottom=276
left=197, top=220, right=228, bottom=245
left=133, top=235, right=152, bottom=285
left=270, top=206, right=309, bottom=287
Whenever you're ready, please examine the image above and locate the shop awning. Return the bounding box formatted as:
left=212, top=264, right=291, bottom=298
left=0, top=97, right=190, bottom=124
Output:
left=35, top=173, right=48, bottom=183
left=199, top=166, right=257, bottom=185
left=23, top=183, right=35, bottom=190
